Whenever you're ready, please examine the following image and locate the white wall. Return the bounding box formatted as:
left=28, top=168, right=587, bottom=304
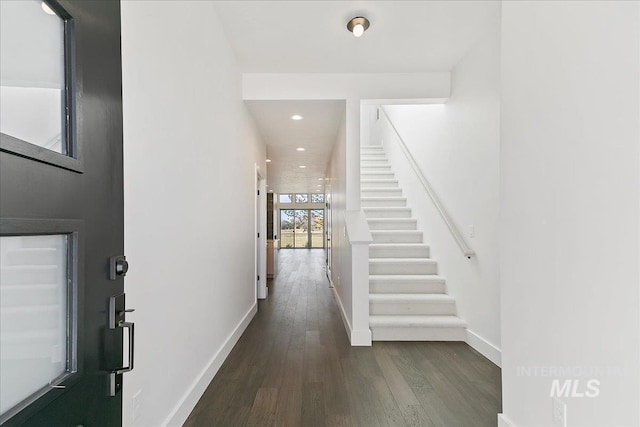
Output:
left=121, top=2, right=266, bottom=426
left=500, top=2, right=640, bottom=426
left=327, top=116, right=352, bottom=328
left=380, top=21, right=501, bottom=364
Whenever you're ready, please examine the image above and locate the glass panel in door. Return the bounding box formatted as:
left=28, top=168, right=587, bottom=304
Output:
left=0, top=234, right=70, bottom=417
left=294, top=210, right=308, bottom=248
left=311, top=210, right=324, bottom=248
left=280, top=210, right=294, bottom=249
left=0, top=0, right=67, bottom=154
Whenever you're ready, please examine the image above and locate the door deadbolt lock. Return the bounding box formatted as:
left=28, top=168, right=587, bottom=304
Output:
left=109, top=255, right=128, bottom=280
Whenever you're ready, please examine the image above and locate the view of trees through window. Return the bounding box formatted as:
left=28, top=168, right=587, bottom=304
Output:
left=278, top=193, right=325, bottom=249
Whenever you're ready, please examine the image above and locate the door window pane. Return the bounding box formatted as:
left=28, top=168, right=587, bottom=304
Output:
left=295, top=194, right=308, bottom=204
left=311, top=210, right=324, bottom=248
left=0, top=0, right=68, bottom=154
left=294, top=210, right=308, bottom=248
left=280, top=210, right=294, bottom=248
left=0, top=235, right=69, bottom=416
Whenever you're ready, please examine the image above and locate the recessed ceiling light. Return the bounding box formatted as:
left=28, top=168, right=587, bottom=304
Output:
left=41, top=1, right=56, bottom=15
left=296, top=147, right=305, bottom=152
left=347, top=17, right=370, bottom=38
left=266, top=159, right=271, bottom=162
left=318, top=178, right=324, bottom=181
left=291, top=115, right=303, bottom=121
left=299, top=165, right=306, bottom=169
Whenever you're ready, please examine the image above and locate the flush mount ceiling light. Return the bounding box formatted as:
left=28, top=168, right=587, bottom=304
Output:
left=291, top=115, right=303, bottom=121
left=347, top=16, right=370, bottom=38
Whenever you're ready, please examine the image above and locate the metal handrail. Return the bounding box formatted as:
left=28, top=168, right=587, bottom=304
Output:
left=379, top=106, right=475, bottom=259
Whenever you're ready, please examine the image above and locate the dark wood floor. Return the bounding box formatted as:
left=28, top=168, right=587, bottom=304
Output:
left=184, top=250, right=501, bottom=427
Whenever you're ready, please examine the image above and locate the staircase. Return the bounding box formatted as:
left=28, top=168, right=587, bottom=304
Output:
left=360, top=145, right=467, bottom=341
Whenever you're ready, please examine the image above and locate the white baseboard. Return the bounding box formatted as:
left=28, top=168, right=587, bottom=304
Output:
left=331, top=285, right=352, bottom=342
left=351, top=328, right=372, bottom=346
left=498, top=414, right=516, bottom=427
left=331, top=285, right=371, bottom=346
left=162, top=302, right=258, bottom=426
left=466, top=329, right=501, bottom=367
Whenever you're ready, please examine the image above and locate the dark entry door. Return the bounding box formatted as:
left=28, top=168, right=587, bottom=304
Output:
left=0, top=1, right=126, bottom=425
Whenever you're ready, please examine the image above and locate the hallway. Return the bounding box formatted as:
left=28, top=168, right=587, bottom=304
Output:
left=184, top=250, right=501, bottom=426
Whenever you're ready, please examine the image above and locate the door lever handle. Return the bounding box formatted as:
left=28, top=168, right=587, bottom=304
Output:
left=113, top=321, right=134, bottom=374
left=108, top=293, right=135, bottom=396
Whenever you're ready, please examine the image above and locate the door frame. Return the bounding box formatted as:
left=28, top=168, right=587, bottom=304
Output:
left=255, top=166, right=266, bottom=300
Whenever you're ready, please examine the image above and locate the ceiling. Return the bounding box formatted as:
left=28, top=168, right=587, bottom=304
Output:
left=246, top=100, right=345, bottom=194
left=217, top=1, right=499, bottom=193
left=213, top=1, right=500, bottom=73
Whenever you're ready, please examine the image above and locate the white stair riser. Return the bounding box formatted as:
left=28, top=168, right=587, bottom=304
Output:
left=370, top=245, right=429, bottom=258
left=361, top=172, right=395, bottom=180
left=363, top=208, right=412, bottom=218
left=367, top=219, right=417, bottom=231
left=370, top=301, right=455, bottom=315
left=361, top=180, right=399, bottom=188
left=361, top=156, right=387, bottom=162
left=371, top=327, right=466, bottom=341
left=361, top=199, right=407, bottom=208
left=361, top=189, right=403, bottom=198
left=370, top=281, right=444, bottom=294
left=371, top=231, right=422, bottom=243
left=370, top=261, right=436, bottom=275
left=361, top=165, right=392, bottom=171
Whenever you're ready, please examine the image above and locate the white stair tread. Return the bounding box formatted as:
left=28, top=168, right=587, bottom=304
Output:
left=369, top=258, right=436, bottom=264
left=370, top=243, right=429, bottom=248
left=369, top=274, right=446, bottom=282
left=370, top=315, right=467, bottom=328
left=361, top=179, right=398, bottom=183
left=362, top=197, right=407, bottom=202
left=370, top=294, right=454, bottom=303
left=363, top=207, right=411, bottom=212
left=367, top=218, right=416, bottom=223
left=362, top=196, right=406, bottom=199
left=370, top=230, right=420, bottom=234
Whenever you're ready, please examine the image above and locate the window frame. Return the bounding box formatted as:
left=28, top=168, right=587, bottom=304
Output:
left=0, top=0, right=82, bottom=173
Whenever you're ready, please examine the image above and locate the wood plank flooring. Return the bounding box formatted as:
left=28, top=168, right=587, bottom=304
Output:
left=183, top=250, right=501, bottom=427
